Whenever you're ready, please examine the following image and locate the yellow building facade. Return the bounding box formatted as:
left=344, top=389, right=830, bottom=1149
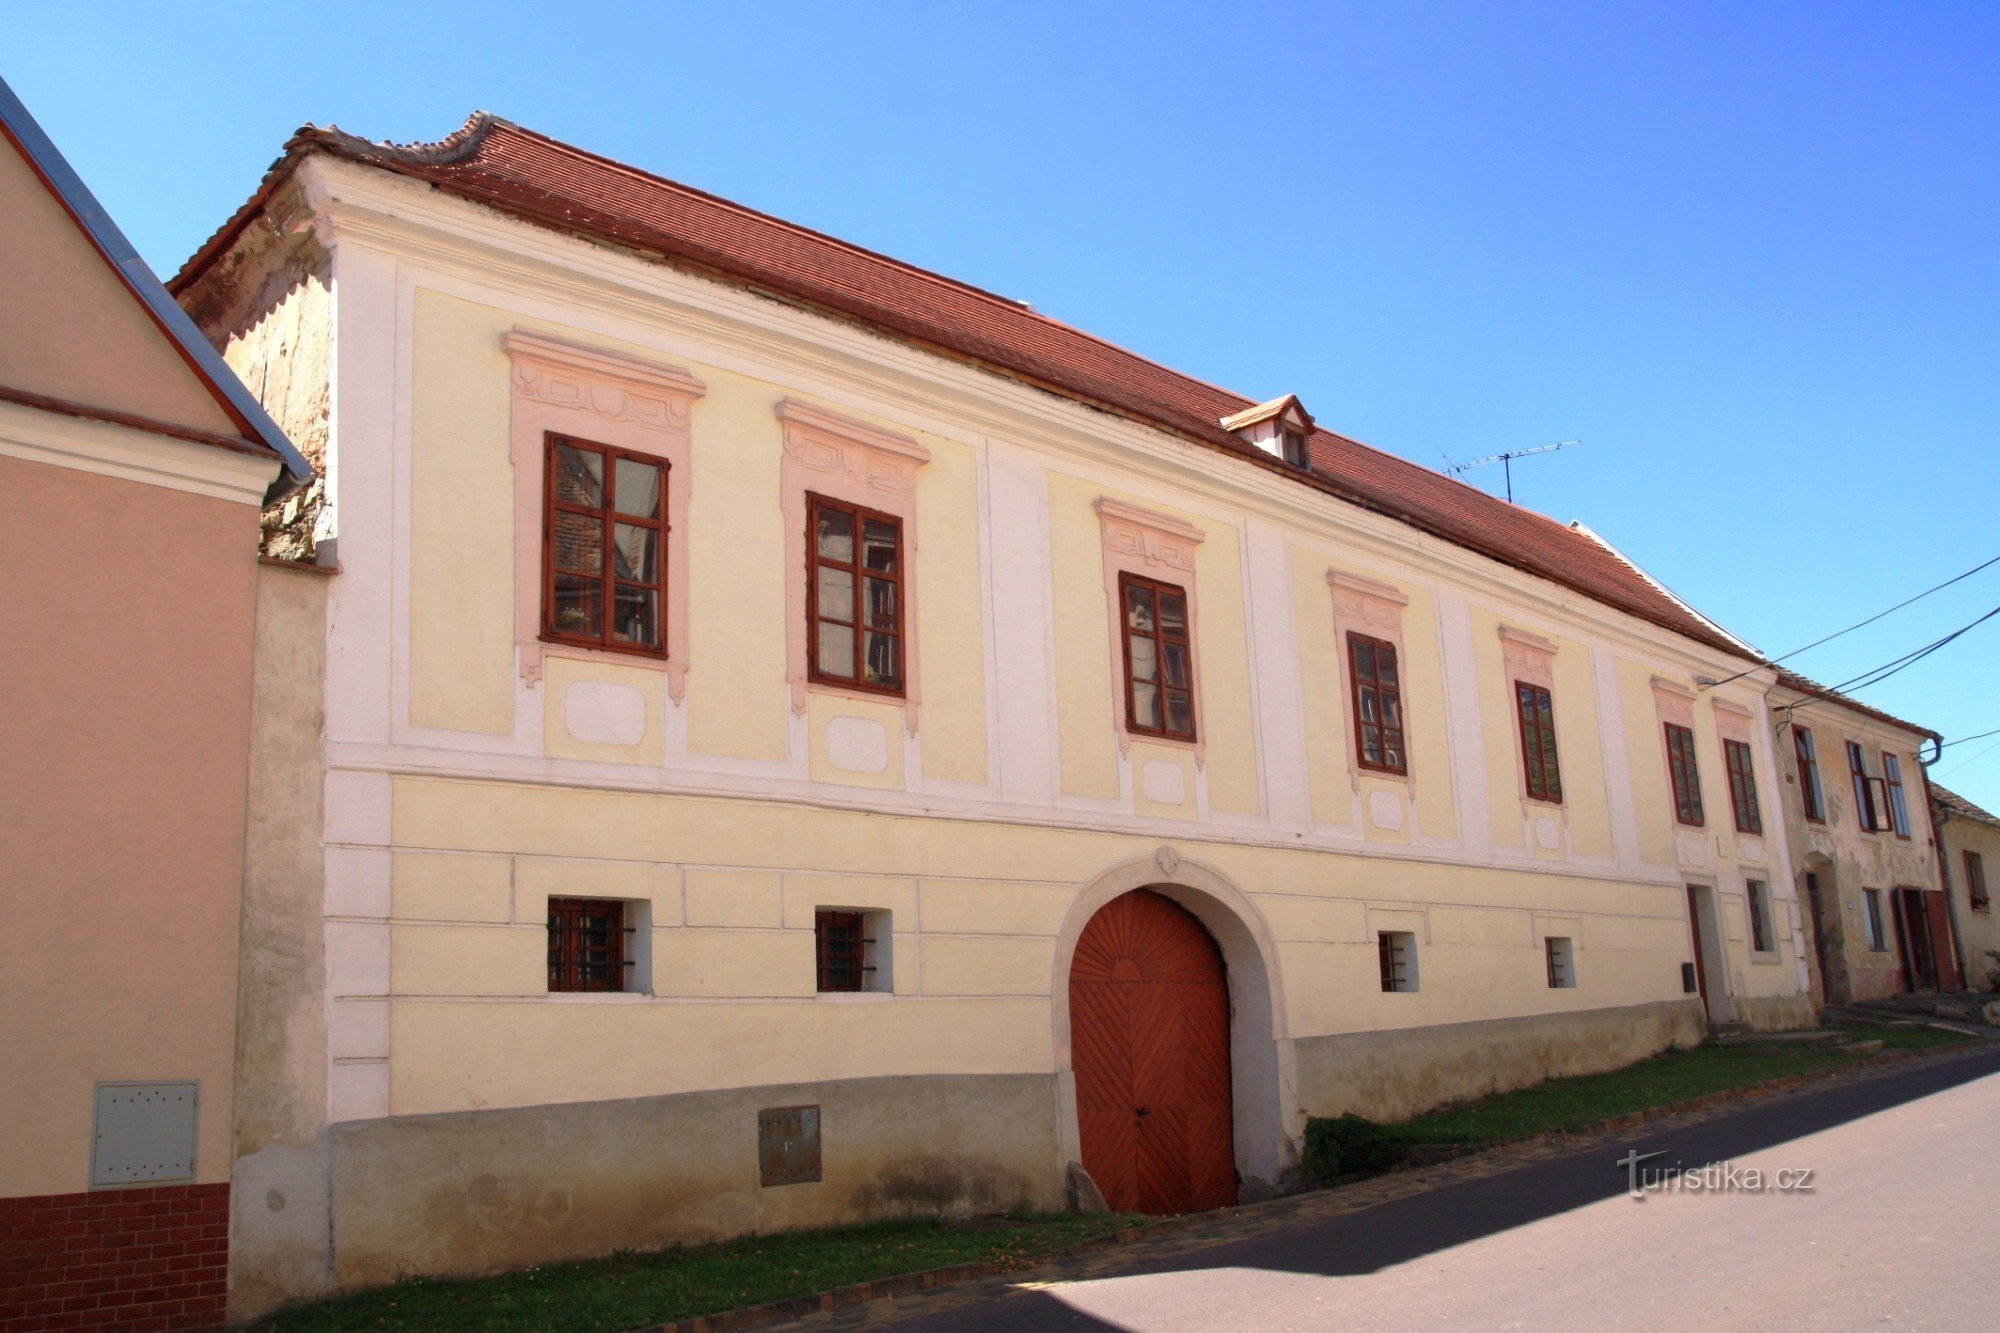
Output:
left=178, top=117, right=1815, bottom=1313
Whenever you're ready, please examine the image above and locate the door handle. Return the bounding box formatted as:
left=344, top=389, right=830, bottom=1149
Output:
left=1134, top=1106, right=1150, bottom=1120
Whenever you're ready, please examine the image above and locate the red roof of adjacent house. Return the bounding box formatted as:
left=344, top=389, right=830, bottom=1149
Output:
left=1932, top=783, right=2000, bottom=829
left=176, top=114, right=1750, bottom=653
left=1771, top=667, right=1940, bottom=743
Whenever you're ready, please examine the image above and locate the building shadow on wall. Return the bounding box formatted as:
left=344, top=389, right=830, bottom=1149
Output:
left=892, top=1045, right=2000, bottom=1331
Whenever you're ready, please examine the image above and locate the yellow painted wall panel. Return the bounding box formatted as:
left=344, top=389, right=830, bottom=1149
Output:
left=1551, top=637, right=1614, bottom=858
left=913, top=431, right=989, bottom=786
left=387, top=996, right=1053, bottom=1115
left=1253, top=893, right=1369, bottom=944
left=684, top=370, right=789, bottom=762
left=1430, top=904, right=1533, bottom=948
left=541, top=655, right=667, bottom=767
left=514, top=855, right=666, bottom=923
left=806, top=694, right=906, bottom=791
left=1619, top=662, right=1678, bottom=865
left=1046, top=472, right=1120, bottom=799
left=920, top=936, right=1056, bottom=997
left=684, top=869, right=783, bottom=928
left=392, top=923, right=542, bottom=997
left=1397, top=584, right=1458, bottom=841
left=653, top=929, right=815, bottom=998
left=408, top=290, right=516, bottom=734
left=396, top=778, right=659, bottom=862
left=1188, top=522, right=1260, bottom=817
left=1289, top=544, right=1354, bottom=829
left=1130, top=743, right=1195, bottom=820
left=392, top=851, right=512, bottom=923
left=781, top=874, right=919, bottom=929
left=919, top=879, right=1077, bottom=936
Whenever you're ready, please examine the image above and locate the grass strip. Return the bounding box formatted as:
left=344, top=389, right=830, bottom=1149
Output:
left=1387, top=1024, right=1972, bottom=1146
left=258, top=1213, right=1142, bottom=1333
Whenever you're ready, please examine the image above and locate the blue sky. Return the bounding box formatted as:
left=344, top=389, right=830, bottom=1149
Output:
left=11, top=2, right=1997, bottom=802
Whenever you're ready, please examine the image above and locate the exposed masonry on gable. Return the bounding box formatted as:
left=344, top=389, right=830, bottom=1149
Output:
left=184, top=189, right=332, bottom=561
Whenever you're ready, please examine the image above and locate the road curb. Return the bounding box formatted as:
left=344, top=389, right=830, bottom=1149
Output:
left=635, top=1037, right=1989, bottom=1332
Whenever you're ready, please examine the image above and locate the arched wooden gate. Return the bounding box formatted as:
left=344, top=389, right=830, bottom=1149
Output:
left=1069, top=889, right=1236, bottom=1213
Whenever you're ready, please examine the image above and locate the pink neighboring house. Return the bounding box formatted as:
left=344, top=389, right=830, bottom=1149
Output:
left=0, top=76, right=308, bottom=1331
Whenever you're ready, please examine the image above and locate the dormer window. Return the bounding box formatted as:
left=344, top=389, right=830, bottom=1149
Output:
left=1220, top=394, right=1315, bottom=469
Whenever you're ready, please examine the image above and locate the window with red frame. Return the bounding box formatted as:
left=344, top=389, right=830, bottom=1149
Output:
left=543, top=435, right=667, bottom=656
left=1847, top=741, right=1886, bottom=832
left=547, top=898, right=629, bottom=993
left=1723, top=739, right=1763, bottom=836
left=1349, top=633, right=1407, bottom=774
left=1664, top=723, right=1704, bottom=826
left=807, top=493, right=904, bottom=695
left=1118, top=572, right=1196, bottom=740
left=1515, top=681, right=1562, bottom=802
left=1793, top=726, right=1826, bottom=823
left=1882, top=753, right=1912, bottom=838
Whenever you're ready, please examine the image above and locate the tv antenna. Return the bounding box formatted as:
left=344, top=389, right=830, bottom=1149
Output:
left=1446, top=439, right=1578, bottom=504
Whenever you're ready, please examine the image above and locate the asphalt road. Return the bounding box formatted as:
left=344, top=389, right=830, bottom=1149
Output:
left=896, top=1044, right=2000, bottom=1332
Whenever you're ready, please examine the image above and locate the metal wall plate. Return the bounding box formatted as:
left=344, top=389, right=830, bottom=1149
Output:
left=91, top=1081, right=198, bottom=1188
left=758, top=1104, right=821, bottom=1186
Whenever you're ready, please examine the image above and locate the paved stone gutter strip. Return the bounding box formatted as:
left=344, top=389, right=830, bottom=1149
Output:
left=635, top=1040, right=1990, bottom=1332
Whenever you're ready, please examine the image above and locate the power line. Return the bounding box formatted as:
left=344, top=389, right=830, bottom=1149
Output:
left=1937, top=726, right=2000, bottom=752
left=1702, top=551, right=2000, bottom=690
left=1822, top=603, right=2000, bottom=695
left=1774, top=552, right=2000, bottom=662
left=1937, top=735, right=2000, bottom=779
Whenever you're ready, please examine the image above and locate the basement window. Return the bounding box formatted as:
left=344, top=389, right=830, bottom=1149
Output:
left=816, top=909, right=891, bottom=993
left=1378, top=931, right=1418, bottom=993
left=547, top=897, right=646, bottom=993
left=1545, top=936, right=1575, bottom=989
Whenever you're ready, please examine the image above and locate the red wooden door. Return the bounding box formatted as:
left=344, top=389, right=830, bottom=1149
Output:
left=1070, top=890, right=1236, bottom=1214
left=1924, top=890, right=1963, bottom=991
left=1894, top=887, right=1939, bottom=991
left=1685, top=885, right=1711, bottom=1014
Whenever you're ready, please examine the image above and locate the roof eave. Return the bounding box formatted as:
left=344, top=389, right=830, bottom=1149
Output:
left=0, top=76, right=311, bottom=500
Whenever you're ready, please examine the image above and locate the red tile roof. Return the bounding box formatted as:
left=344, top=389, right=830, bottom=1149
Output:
left=176, top=114, right=1749, bottom=653
left=1932, top=782, right=2000, bottom=829
left=1772, top=667, right=1940, bottom=743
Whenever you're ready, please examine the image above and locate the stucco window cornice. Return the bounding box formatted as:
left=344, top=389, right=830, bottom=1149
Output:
left=504, top=329, right=706, bottom=696
left=1094, top=499, right=1207, bottom=760
left=777, top=399, right=930, bottom=731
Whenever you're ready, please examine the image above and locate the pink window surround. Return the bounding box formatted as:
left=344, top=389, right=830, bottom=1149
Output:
left=1651, top=676, right=1702, bottom=824
left=1499, top=625, right=1560, bottom=805
left=1650, top=676, right=1697, bottom=731
left=505, top=330, right=705, bottom=696
left=1712, top=701, right=1763, bottom=841
left=1330, top=569, right=1411, bottom=782
left=1094, top=497, right=1206, bottom=763
left=777, top=399, right=931, bottom=734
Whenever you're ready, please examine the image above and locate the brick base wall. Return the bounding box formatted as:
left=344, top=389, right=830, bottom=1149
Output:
left=0, top=1184, right=228, bottom=1331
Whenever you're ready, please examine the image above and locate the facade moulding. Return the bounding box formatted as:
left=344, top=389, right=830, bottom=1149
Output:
left=1092, top=497, right=1206, bottom=763
left=501, top=327, right=705, bottom=697
left=293, top=161, right=1767, bottom=683
left=329, top=755, right=1701, bottom=892
left=777, top=398, right=930, bottom=733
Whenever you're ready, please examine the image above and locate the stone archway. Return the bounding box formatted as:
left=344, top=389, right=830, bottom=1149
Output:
left=1052, top=850, right=1299, bottom=1200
